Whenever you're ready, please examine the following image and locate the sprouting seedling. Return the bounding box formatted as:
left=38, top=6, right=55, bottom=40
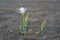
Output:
left=20, top=14, right=29, bottom=35
left=39, top=19, right=46, bottom=36
left=22, top=13, right=29, bottom=34
left=35, top=19, right=46, bottom=36
left=18, top=7, right=29, bottom=35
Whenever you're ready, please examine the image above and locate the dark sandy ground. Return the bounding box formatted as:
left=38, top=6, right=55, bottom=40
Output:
left=0, top=0, right=60, bottom=40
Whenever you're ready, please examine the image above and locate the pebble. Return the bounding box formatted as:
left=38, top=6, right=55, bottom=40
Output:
left=9, top=30, right=13, bottom=33
left=43, top=36, right=47, bottom=38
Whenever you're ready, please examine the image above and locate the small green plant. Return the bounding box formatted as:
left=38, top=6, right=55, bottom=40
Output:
left=35, top=19, right=46, bottom=36
left=39, top=19, right=46, bottom=36
left=17, top=7, right=29, bottom=35
left=20, top=13, right=29, bottom=35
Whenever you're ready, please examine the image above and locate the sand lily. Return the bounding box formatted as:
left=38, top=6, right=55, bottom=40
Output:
left=18, top=7, right=29, bottom=35
left=17, top=7, right=27, bottom=15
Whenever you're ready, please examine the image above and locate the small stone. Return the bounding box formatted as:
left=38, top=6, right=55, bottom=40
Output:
left=35, top=32, right=39, bottom=36
left=43, top=36, right=47, bottom=38
left=10, top=30, right=13, bottom=33
left=35, top=32, right=38, bottom=35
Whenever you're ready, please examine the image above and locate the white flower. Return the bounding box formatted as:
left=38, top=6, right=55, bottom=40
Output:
left=17, top=7, right=27, bottom=14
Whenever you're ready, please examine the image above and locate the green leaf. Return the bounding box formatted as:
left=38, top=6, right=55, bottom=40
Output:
left=40, top=19, right=46, bottom=31
left=20, top=13, right=29, bottom=35
left=39, top=19, right=46, bottom=36
left=24, top=14, right=29, bottom=26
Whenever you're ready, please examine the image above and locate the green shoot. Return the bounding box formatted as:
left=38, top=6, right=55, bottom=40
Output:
left=35, top=19, right=46, bottom=36
left=39, top=19, right=46, bottom=36
left=20, top=13, right=29, bottom=35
